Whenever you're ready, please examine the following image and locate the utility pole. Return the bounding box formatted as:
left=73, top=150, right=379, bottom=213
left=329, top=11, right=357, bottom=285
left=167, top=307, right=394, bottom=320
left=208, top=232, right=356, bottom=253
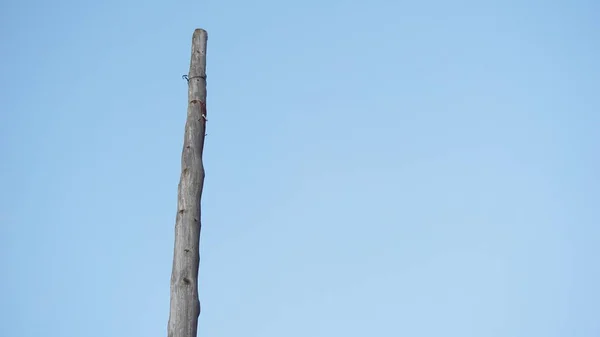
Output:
left=168, top=28, right=208, bottom=337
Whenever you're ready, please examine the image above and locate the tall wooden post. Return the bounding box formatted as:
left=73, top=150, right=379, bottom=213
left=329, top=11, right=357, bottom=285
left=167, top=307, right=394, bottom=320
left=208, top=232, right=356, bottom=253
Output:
left=168, top=28, right=208, bottom=337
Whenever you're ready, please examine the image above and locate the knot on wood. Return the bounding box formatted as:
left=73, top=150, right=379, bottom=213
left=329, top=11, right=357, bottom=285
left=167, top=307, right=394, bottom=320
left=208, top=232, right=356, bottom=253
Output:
left=189, top=100, right=208, bottom=121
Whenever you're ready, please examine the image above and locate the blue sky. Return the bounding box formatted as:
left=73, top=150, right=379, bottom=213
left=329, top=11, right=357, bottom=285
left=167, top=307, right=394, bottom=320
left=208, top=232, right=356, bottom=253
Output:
left=1, top=0, right=599, bottom=336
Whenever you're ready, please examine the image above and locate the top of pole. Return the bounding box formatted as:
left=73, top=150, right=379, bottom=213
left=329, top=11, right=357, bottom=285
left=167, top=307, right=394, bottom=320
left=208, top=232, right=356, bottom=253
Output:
left=193, top=28, right=207, bottom=37
left=189, top=29, right=208, bottom=81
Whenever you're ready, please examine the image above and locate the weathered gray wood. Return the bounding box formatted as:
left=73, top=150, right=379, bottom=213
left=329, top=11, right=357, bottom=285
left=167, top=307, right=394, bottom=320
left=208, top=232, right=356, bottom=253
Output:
left=168, top=28, right=208, bottom=337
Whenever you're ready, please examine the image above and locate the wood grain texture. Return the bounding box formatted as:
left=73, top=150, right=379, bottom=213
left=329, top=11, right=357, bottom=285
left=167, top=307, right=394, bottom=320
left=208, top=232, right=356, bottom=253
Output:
left=168, top=28, right=207, bottom=337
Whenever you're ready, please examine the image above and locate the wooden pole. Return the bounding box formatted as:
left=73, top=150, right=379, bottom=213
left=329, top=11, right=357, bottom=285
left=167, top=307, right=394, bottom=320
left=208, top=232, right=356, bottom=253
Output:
left=168, top=28, right=208, bottom=337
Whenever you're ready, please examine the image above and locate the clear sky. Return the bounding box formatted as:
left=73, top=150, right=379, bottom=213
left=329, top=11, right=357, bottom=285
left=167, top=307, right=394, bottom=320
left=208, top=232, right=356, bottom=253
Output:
left=1, top=0, right=599, bottom=336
